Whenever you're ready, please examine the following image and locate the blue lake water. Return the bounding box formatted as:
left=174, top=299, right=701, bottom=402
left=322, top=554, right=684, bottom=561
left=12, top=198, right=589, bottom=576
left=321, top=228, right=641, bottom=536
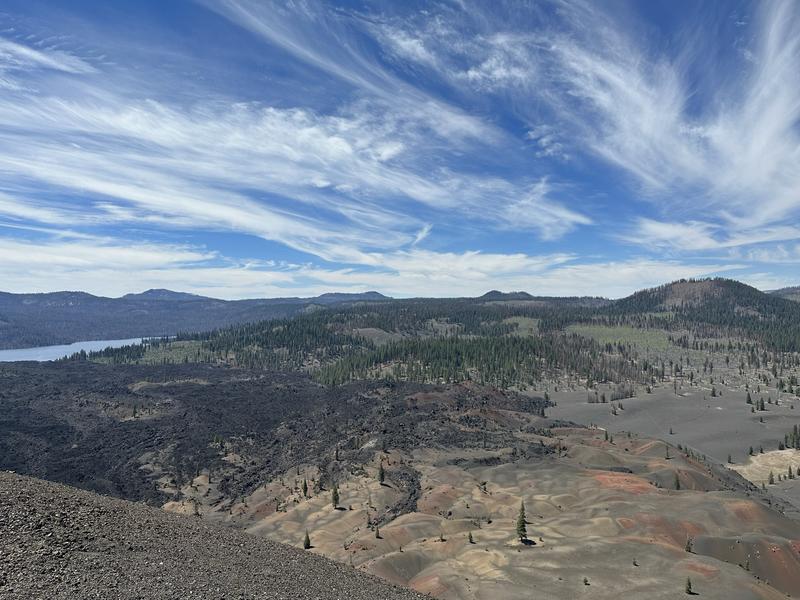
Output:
left=0, top=338, right=143, bottom=362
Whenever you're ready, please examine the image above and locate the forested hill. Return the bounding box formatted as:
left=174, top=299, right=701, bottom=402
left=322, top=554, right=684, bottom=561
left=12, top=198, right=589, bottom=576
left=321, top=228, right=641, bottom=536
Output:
left=607, top=278, right=800, bottom=351
left=0, top=289, right=390, bottom=350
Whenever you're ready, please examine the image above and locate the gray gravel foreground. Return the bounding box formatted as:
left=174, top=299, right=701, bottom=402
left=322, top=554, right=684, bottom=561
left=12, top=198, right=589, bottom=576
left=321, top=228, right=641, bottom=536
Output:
left=0, top=472, right=428, bottom=600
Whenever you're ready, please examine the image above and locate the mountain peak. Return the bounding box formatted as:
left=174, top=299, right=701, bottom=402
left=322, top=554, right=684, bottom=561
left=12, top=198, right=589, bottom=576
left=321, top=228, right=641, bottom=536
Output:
left=478, top=290, right=534, bottom=301
left=312, top=291, right=390, bottom=304
left=617, top=278, right=777, bottom=311
left=122, top=289, right=204, bottom=301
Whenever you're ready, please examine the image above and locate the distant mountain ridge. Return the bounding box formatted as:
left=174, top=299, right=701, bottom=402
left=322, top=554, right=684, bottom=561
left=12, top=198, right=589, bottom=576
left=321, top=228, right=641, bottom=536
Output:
left=122, top=289, right=205, bottom=301
left=2, top=279, right=795, bottom=351
left=0, top=289, right=392, bottom=350
left=770, top=286, right=800, bottom=302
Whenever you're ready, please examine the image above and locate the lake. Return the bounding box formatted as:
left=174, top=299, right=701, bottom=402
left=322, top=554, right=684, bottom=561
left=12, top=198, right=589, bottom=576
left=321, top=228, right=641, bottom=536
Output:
left=0, top=338, right=144, bottom=362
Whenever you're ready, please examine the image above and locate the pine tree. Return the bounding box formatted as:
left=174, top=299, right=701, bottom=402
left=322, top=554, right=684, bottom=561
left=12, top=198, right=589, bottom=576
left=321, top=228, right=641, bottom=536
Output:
left=303, top=530, right=311, bottom=550
left=331, top=483, right=339, bottom=508
left=685, top=577, right=693, bottom=595
left=302, top=478, right=308, bottom=498
left=674, top=472, right=681, bottom=490
left=769, top=470, right=775, bottom=485
left=516, top=501, right=527, bottom=541
left=468, top=531, right=474, bottom=544
left=378, top=462, right=385, bottom=484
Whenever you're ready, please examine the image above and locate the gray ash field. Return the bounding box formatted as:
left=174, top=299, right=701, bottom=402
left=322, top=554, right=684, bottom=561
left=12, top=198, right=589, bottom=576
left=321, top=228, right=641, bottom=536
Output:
left=547, top=380, right=800, bottom=514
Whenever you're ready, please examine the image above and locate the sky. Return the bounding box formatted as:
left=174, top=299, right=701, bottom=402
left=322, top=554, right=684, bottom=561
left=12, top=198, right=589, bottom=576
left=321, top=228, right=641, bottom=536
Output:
left=0, top=0, right=798, bottom=299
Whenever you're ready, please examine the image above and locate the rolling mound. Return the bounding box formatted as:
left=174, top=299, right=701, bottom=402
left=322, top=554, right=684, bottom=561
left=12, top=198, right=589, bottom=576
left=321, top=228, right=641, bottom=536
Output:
left=184, top=427, right=800, bottom=599
left=0, top=471, right=427, bottom=600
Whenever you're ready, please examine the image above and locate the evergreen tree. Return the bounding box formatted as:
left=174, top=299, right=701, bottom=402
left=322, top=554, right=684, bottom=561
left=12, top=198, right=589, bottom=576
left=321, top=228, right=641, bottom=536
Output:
left=516, top=501, right=527, bottom=541
left=331, top=483, right=340, bottom=508
left=303, top=530, right=311, bottom=550
left=378, top=463, right=385, bottom=484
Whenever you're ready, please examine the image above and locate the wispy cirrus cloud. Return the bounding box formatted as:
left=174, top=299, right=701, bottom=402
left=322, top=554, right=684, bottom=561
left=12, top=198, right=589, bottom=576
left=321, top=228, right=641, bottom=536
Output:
left=367, top=0, right=800, bottom=253
left=0, top=36, right=96, bottom=89
left=0, top=0, right=797, bottom=298
left=623, top=219, right=800, bottom=253
left=0, top=5, right=590, bottom=271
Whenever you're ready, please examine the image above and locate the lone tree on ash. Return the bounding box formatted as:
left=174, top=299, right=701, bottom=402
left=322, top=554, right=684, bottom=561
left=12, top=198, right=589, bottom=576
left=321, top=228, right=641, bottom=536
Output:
left=516, top=501, right=527, bottom=542
left=331, top=483, right=340, bottom=508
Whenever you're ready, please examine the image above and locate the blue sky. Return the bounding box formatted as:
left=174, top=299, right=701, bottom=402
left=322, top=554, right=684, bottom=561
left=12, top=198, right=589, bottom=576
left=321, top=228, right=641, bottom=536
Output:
left=0, top=0, right=798, bottom=298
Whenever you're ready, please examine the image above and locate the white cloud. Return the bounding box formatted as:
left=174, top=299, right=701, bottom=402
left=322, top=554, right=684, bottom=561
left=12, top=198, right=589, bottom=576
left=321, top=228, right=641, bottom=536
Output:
left=458, top=33, right=539, bottom=91
left=625, top=218, right=800, bottom=252
left=735, top=244, right=800, bottom=264
left=204, top=0, right=498, bottom=144
left=0, top=236, right=211, bottom=270
left=526, top=126, right=568, bottom=160
left=0, top=91, right=590, bottom=262
left=378, top=26, right=441, bottom=69
left=502, top=179, right=590, bottom=240
left=0, top=37, right=95, bottom=75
